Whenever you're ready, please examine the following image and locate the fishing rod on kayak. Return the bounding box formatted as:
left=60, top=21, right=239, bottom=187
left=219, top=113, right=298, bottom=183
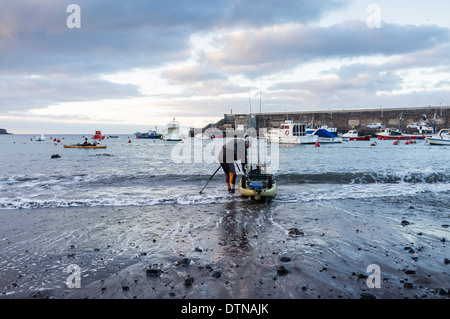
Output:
left=199, top=165, right=222, bottom=194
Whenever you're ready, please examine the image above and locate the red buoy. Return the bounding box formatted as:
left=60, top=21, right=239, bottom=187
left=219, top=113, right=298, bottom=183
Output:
left=314, top=142, right=320, bottom=147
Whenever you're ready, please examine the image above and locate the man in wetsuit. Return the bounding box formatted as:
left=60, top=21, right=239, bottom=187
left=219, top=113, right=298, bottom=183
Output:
left=218, top=135, right=250, bottom=193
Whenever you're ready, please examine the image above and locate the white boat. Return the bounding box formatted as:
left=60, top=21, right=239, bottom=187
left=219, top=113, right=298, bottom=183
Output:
left=195, top=133, right=210, bottom=140
left=35, top=134, right=46, bottom=141
left=265, top=122, right=318, bottom=144
left=306, top=128, right=343, bottom=143
left=163, top=118, right=182, bottom=141
left=426, top=129, right=450, bottom=145
left=339, top=129, right=372, bottom=141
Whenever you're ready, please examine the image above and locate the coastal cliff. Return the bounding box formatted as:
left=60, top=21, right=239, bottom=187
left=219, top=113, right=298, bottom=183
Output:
left=0, top=128, right=12, bottom=134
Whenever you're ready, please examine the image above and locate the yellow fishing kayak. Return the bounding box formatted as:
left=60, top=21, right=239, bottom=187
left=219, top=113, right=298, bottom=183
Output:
left=238, top=174, right=277, bottom=201
left=63, top=145, right=107, bottom=149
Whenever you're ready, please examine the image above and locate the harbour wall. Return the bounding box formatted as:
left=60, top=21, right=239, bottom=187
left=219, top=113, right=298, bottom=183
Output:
left=221, top=106, right=450, bottom=136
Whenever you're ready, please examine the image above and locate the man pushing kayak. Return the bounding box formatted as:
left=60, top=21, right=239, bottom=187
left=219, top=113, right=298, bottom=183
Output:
left=218, top=134, right=250, bottom=193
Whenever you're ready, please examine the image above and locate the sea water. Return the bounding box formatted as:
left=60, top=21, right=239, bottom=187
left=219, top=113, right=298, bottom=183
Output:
left=0, top=134, right=449, bottom=210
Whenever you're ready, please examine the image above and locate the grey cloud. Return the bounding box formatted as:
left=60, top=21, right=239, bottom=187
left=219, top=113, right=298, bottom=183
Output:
left=207, top=21, right=450, bottom=77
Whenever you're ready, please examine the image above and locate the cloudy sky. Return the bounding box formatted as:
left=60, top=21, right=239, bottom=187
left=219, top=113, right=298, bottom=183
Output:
left=1, top=0, right=450, bottom=134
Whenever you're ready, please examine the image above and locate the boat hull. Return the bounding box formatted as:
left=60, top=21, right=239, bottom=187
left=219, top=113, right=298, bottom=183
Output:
left=63, top=145, right=107, bottom=149
left=425, top=138, right=450, bottom=145
left=349, top=136, right=371, bottom=141
left=377, top=134, right=425, bottom=140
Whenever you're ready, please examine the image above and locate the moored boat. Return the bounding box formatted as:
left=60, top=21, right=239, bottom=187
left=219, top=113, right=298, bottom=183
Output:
left=376, top=128, right=427, bottom=140
left=35, top=134, right=46, bottom=141
left=265, top=121, right=318, bottom=144
left=306, top=128, right=343, bottom=143
left=92, top=131, right=105, bottom=140
left=135, top=130, right=162, bottom=139
left=339, top=129, right=371, bottom=141
left=425, top=129, right=450, bottom=145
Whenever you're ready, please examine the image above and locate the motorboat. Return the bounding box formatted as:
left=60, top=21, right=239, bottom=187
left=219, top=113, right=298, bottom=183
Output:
left=163, top=118, right=182, bottom=141
left=265, top=122, right=318, bottom=144
left=425, top=129, right=450, bottom=145
left=339, top=129, right=371, bottom=141
left=35, top=134, right=46, bottom=141
left=92, top=131, right=105, bottom=140
left=306, top=128, right=343, bottom=143
left=376, top=128, right=428, bottom=140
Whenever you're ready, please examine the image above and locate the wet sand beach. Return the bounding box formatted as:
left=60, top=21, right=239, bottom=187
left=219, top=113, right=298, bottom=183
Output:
left=1, top=196, right=448, bottom=300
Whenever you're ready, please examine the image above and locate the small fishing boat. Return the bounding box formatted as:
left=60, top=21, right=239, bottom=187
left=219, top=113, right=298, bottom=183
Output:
left=35, top=134, right=46, bottom=141
left=135, top=130, right=162, bottom=139
left=339, top=130, right=371, bottom=141
left=92, top=131, right=105, bottom=140
left=425, top=129, right=450, bottom=145
left=63, top=144, right=107, bottom=149
left=376, top=128, right=427, bottom=140
left=306, top=128, right=343, bottom=143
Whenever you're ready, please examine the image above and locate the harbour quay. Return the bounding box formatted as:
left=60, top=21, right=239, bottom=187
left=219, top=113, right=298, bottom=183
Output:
left=213, top=106, right=450, bottom=136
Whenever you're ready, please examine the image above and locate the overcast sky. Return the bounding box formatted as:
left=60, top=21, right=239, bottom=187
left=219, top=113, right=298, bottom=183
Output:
left=1, top=0, right=450, bottom=134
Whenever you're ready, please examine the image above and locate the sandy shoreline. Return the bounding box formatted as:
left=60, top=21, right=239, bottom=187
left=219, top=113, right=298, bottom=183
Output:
left=0, top=198, right=448, bottom=299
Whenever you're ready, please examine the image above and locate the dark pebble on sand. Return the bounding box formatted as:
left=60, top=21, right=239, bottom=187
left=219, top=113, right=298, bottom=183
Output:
left=122, top=286, right=129, bottom=291
left=146, top=268, right=162, bottom=277
left=211, top=271, right=221, bottom=278
left=184, top=277, right=194, bottom=286
left=276, top=265, right=290, bottom=276
left=405, top=269, right=416, bottom=275
left=444, top=258, right=450, bottom=265
left=194, top=247, right=203, bottom=252
left=176, top=258, right=191, bottom=266
left=279, top=256, right=292, bottom=262
left=288, top=228, right=304, bottom=236
left=401, top=220, right=410, bottom=226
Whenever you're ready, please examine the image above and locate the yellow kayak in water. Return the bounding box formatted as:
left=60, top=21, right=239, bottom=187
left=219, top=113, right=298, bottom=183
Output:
left=63, top=145, right=107, bottom=149
left=238, top=171, right=277, bottom=201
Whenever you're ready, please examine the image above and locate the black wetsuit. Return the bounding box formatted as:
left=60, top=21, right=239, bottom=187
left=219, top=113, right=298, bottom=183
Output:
left=218, top=138, right=247, bottom=187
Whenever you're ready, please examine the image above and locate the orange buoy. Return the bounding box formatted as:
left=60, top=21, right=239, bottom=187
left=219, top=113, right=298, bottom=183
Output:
left=314, top=142, right=320, bottom=147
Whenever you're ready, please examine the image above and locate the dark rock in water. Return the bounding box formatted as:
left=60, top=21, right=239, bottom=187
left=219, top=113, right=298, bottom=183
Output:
left=194, top=247, right=203, bottom=252
left=401, top=220, right=410, bottom=226
left=184, top=277, right=194, bottom=286
left=360, top=292, right=378, bottom=299
left=279, top=256, right=292, bottom=262
left=288, top=228, right=304, bottom=236
left=276, top=265, right=290, bottom=276
left=51, top=154, right=61, bottom=159
left=146, top=268, right=162, bottom=277
left=444, top=258, right=450, bottom=265
left=405, top=269, right=416, bottom=275
left=408, top=206, right=415, bottom=210
left=442, top=225, right=449, bottom=228
left=176, top=258, right=191, bottom=266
